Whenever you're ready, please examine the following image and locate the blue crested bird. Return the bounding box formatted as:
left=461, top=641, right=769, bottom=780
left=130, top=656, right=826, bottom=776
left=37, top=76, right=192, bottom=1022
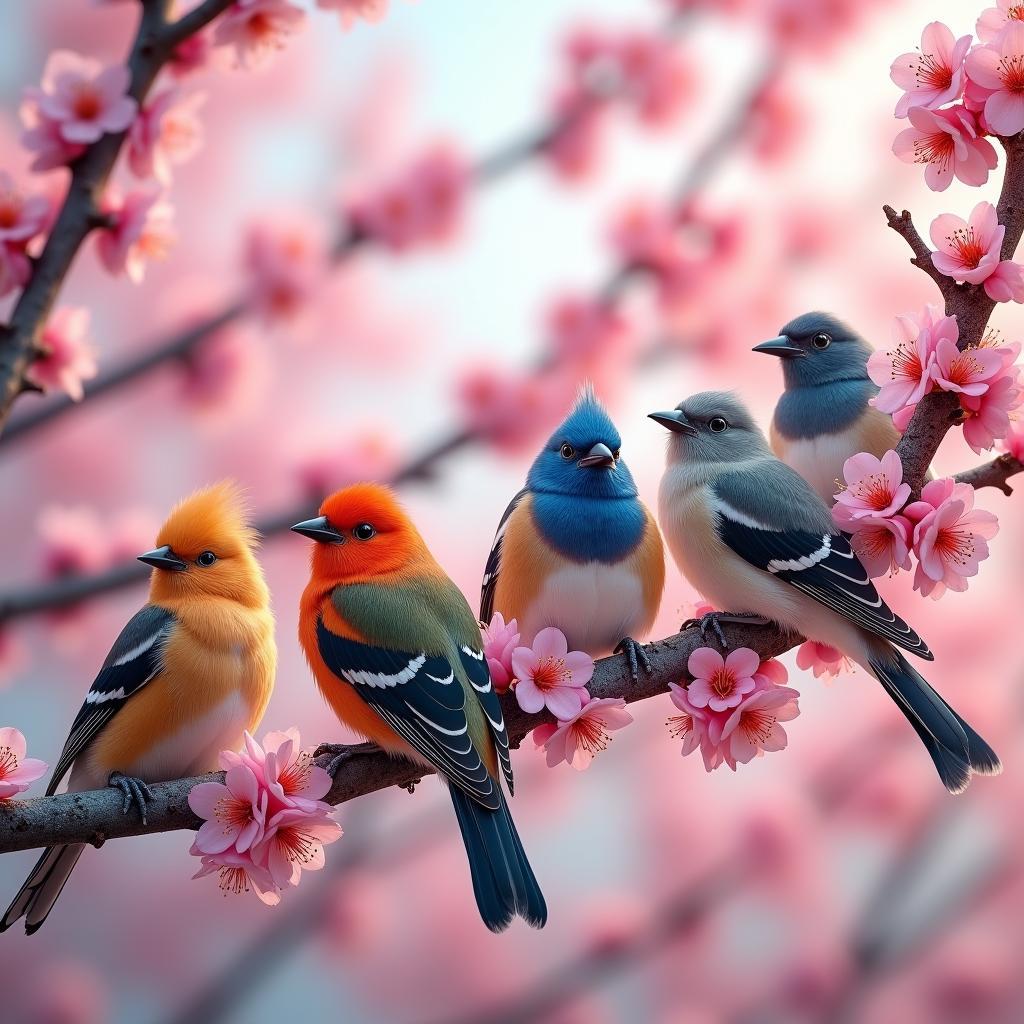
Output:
left=480, top=386, right=665, bottom=679
left=754, top=312, right=902, bottom=503
left=650, top=391, right=1000, bottom=794
left=2, top=482, right=276, bottom=933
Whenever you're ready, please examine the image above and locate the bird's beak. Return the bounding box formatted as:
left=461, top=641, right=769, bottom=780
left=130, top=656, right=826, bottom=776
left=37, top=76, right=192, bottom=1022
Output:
left=137, top=545, right=187, bottom=572
left=578, top=442, right=616, bottom=468
left=290, top=516, right=345, bottom=544
left=648, top=410, right=697, bottom=436
left=753, top=335, right=805, bottom=358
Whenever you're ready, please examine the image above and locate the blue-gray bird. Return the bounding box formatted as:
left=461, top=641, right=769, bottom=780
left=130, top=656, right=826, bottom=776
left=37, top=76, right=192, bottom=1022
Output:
left=754, top=312, right=901, bottom=503
left=649, top=391, right=999, bottom=794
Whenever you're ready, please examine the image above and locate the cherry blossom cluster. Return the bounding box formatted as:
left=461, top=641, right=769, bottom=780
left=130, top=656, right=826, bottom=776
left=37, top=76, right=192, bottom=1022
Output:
left=868, top=305, right=1022, bottom=453
left=35, top=504, right=159, bottom=581
left=833, top=451, right=1000, bottom=600
left=481, top=615, right=631, bottom=772
left=666, top=648, right=799, bottom=772
left=891, top=14, right=1024, bottom=193
left=0, top=727, right=47, bottom=800
left=188, top=728, right=342, bottom=905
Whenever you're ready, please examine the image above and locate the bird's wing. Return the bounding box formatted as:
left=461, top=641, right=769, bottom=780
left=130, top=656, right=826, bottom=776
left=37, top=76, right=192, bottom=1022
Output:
left=480, top=488, right=529, bottom=623
left=711, top=470, right=933, bottom=660
left=316, top=619, right=502, bottom=809
left=455, top=642, right=514, bottom=795
left=48, top=605, right=176, bottom=794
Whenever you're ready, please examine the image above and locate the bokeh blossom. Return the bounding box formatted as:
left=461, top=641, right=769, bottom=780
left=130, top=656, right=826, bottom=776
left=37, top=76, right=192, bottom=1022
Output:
left=512, top=626, right=594, bottom=719
left=214, top=0, right=307, bottom=70
left=0, top=727, right=48, bottom=799
left=317, top=0, right=389, bottom=30
left=25, top=307, right=97, bottom=401
left=96, top=190, right=176, bottom=282
left=0, top=172, right=50, bottom=244
left=532, top=697, right=632, bottom=771
left=127, top=89, right=205, bottom=184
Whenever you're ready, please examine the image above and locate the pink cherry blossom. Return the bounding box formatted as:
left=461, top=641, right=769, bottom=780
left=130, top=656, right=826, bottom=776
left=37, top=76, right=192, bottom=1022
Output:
left=718, top=683, right=801, bottom=770
left=242, top=728, right=333, bottom=814
left=609, top=30, right=696, bottom=127
left=348, top=144, right=470, bottom=252
left=245, top=218, right=325, bottom=322
left=96, top=190, right=175, bottom=282
left=911, top=482, right=999, bottom=599
left=481, top=612, right=520, bottom=694
left=931, top=336, right=1004, bottom=396
left=32, top=50, right=137, bottom=145
left=890, top=22, right=971, bottom=117
left=609, top=201, right=685, bottom=287
left=0, top=727, right=48, bottom=799
left=214, top=0, right=307, bottom=70
left=19, top=92, right=87, bottom=170
left=25, top=307, right=98, bottom=402
left=251, top=807, right=343, bottom=889
left=169, top=32, right=214, bottom=78
left=833, top=450, right=910, bottom=520
left=930, top=202, right=1004, bottom=285
left=834, top=508, right=913, bottom=579
left=191, top=847, right=281, bottom=905
left=667, top=682, right=721, bottom=771
left=189, top=764, right=268, bottom=855
left=316, top=0, right=389, bottom=30
left=964, top=23, right=1024, bottom=136
left=868, top=305, right=953, bottom=414
left=293, top=427, right=398, bottom=497
left=456, top=366, right=566, bottom=453
left=0, top=172, right=50, bottom=243
left=127, top=89, right=205, bottom=184
left=976, top=1, right=1024, bottom=44
left=961, top=366, right=1024, bottom=452
left=891, top=106, right=998, bottom=192
left=512, top=626, right=594, bottom=720
left=796, top=641, right=851, bottom=680
left=0, top=243, right=30, bottom=299
left=532, top=697, right=633, bottom=771
left=543, top=88, right=606, bottom=182
left=686, top=646, right=759, bottom=713
left=999, top=420, right=1024, bottom=460
left=984, top=259, right=1024, bottom=302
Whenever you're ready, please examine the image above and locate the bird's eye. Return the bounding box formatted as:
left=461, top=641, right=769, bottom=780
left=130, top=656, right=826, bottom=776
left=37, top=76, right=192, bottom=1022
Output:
left=708, top=417, right=728, bottom=433
left=812, top=332, right=832, bottom=349
left=612, top=448, right=621, bottom=461
left=353, top=523, right=376, bottom=541
left=197, top=551, right=217, bottom=567
left=560, top=443, right=576, bottom=460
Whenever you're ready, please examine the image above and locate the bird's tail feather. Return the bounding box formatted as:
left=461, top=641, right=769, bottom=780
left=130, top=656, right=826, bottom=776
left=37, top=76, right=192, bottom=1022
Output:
left=449, top=785, right=547, bottom=932
left=869, top=646, right=1000, bottom=793
left=1, top=843, right=86, bottom=934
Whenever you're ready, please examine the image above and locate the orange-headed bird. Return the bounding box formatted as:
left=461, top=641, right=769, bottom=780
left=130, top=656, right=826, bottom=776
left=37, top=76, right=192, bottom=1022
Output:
left=293, top=483, right=546, bottom=932
left=2, top=481, right=276, bottom=934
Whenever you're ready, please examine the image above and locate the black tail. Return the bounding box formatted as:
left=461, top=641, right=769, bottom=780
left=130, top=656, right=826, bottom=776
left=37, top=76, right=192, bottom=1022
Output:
left=1, top=843, right=86, bottom=934
left=449, top=785, right=547, bottom=932
left=869, top=646, right=1001, bottom=794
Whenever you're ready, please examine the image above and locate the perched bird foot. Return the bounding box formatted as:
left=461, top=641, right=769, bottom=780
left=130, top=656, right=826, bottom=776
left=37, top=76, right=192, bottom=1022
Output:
left=108, top=772, right=155, bottom=824
left=615, top=636, right=653, bottom=682
left=680, top=612, right=772, bottom=649
left=314, top=741, right=381, bottom=779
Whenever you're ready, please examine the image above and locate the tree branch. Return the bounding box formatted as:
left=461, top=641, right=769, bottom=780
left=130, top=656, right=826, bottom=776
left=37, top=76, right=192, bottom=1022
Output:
left=0, top=1, right=235, bottom=433
left=954, top=453, right=1023, bottom=495
left=0, top=620, right=798, bottom=855
left=886, top=131, right=1024, bottom=498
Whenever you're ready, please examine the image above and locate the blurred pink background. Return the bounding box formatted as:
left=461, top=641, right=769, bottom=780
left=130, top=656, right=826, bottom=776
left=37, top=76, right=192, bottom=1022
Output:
left=1, top=1, right=1022, bottom=1022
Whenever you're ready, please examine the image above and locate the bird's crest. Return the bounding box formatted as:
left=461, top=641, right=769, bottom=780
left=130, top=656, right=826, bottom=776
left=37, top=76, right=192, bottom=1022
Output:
left=156, top=480, right=258, bottom=558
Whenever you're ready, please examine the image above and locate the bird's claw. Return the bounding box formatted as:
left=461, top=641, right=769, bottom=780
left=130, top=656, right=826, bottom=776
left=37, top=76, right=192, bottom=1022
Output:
left=680, top=612, right=729, bottom=649
left=108, top=772, right=154, bottom=824
left=615, top=636, right=653, bottom=682
left=314, top=741, right=380, bottom=779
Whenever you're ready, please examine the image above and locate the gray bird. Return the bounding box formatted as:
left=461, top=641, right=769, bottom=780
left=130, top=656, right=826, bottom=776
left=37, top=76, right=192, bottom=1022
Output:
left=754, top=312, right=901, bottom=503
left=649, top=391, right=999, bottom=793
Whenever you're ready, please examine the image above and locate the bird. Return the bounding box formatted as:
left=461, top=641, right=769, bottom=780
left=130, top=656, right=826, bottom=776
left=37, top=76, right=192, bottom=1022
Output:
left=754, top=312, right=902, bottom=503
left=293, top=483, right=546, bottom=932
left=480, top=385, right=665, bottom=679
left=2, top=481, right=276, bottom=934
left=649, top=391, right=1000, bottom=793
